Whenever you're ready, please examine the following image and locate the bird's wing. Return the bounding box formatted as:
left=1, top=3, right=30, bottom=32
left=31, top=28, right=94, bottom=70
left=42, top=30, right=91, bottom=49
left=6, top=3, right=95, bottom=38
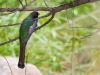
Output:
left=19, top=17, right=34, bottom=45
left=28, top=20, right=37, bottom=34
left=24, top=20, right=37, bottom=43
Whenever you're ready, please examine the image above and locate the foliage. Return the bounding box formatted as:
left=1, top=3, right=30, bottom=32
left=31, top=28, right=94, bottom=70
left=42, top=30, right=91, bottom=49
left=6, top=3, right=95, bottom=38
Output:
left=0, top=0, right=100, bottom=75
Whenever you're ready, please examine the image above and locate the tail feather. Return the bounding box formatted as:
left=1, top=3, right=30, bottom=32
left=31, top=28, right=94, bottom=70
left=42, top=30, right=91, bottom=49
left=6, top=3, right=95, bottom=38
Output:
left=18, top=46, right=25, bottom=68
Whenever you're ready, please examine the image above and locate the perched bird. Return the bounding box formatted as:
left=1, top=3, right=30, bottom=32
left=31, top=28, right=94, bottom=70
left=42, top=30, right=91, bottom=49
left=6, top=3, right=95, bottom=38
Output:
left=18, top=12, right=39, bottom=68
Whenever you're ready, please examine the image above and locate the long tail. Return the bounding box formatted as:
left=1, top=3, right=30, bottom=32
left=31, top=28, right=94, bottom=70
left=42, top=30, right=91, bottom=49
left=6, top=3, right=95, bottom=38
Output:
left=18, top=46, right=25, bottom=68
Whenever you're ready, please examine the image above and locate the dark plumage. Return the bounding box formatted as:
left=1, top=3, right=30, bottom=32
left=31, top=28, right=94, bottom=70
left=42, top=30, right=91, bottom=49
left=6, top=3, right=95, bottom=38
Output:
left=18, top=12, right=39, bottom=68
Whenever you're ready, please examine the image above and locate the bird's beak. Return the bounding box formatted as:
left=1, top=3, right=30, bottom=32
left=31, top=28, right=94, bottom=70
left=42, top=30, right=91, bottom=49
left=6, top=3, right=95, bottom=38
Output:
left=38, top=13, right=40, bottom=15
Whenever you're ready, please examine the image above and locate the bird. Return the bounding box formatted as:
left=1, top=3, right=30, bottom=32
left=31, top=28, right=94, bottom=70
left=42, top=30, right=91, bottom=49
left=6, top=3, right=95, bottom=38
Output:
left=18, top=11, right=39, bottom=68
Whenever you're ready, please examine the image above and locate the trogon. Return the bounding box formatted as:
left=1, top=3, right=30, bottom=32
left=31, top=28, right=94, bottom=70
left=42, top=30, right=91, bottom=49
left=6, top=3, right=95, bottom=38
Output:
left=18, top=12, right=39, bottom=68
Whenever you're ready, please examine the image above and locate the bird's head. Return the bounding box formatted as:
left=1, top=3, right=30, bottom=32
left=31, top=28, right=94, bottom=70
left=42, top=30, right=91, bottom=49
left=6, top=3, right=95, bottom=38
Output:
left=29, top=11, right=39, bottom=19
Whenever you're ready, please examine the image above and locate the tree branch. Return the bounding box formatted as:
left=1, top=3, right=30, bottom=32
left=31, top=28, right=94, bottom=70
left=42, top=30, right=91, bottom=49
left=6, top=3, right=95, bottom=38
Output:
left=0, top=23, right=20, bottom=27
left=35, top=13, right=55, bottom=31
left=19, top=0, right=24, bottom=7
left=0, top=37, right=18, bottom=46
left=0, top=0, right=99, bottom=45
left=0, top=13, right=54, bottom=46
left=80, top=29, right=100, bottom=39
left=0, top=0, right=99, bottom=12
left=0, top=12, right=51, bottom=28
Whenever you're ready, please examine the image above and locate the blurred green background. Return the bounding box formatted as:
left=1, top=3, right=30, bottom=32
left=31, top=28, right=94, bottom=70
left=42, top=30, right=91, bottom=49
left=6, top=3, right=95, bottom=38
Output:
left=0, top=0, right=100, bottom=75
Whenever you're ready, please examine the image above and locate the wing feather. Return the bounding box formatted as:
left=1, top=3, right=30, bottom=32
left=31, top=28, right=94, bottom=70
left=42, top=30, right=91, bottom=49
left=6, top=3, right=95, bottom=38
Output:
left=24, top=20, right=37, bottom=43
left=19, top=17, right=34, bottom=45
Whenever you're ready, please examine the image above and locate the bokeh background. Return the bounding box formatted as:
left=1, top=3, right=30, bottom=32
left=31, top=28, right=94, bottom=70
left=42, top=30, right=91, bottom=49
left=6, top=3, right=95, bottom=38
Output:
left=0, top=0, right=100, bottom=75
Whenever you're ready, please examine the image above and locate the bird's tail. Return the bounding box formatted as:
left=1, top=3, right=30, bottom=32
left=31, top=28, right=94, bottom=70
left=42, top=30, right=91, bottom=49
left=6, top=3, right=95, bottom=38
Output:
left=18, top=46, right=25, bottom=68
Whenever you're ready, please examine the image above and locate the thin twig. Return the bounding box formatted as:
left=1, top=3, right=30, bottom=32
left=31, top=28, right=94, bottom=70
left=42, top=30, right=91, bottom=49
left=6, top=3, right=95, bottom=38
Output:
left=0, top=53, right=13, bottom=75
left=0, top=12, right=14, bottom=16
left=70, top=21, right=100, bottom=29
left=25, top=52, right=29, bottom=75
left=70, top=26, right=100, bottom=29
left=25, top=0, right=36, bottom=6
left=0, top=13, right=51, bottom=28
left=25, top=0, right=27, bottom=5
left=3, top=56, right=14, bottom=75
left=38, top=12, right=51, bottom=19
left=3, top=0, right=8, bottom=12
left=35, top=14, right=55, bottom=31
left=0, top=37, right=18, bottom=46
left=80, top=29, right=100, bottom=39
left=43, top=0, right=49, bottom=8
left=5, top=0, right=7, bottom=10
left=19, top=0, right=24, bottom=7
left=20, top=0, right=36, bottom=11
left=0, top=23, right=21, bottom=27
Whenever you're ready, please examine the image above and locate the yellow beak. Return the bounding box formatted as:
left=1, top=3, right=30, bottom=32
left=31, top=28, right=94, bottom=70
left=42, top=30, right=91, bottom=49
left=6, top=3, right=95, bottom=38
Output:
left=38, top=13, right=40, bottom=15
